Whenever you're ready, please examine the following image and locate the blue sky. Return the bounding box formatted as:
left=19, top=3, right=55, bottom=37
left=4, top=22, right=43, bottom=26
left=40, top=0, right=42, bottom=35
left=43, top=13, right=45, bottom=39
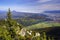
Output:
left=0, top=0, right=60, bottom=13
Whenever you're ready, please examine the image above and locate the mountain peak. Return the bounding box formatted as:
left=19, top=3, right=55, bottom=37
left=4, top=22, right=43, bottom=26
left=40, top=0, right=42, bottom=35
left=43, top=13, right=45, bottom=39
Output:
left=45, top=10, right=60, bottom=13
left=12, top=10, right=16, bottom=12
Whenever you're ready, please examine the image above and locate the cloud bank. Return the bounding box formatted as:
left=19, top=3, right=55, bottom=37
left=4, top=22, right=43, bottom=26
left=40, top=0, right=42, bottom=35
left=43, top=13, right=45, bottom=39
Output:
left=0, top=0, right=60, bottom=13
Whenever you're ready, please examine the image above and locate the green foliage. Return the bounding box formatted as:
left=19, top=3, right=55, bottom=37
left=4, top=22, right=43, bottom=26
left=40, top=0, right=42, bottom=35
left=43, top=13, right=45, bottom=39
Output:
left=17, top=18, right=42, bottom=26
left=26, top=22, right=60, bottom=30
left=48, top=37, right=51, bottom=40
left=43, top=32, right=47, bottom=40
left=0, top=8, right=23, bottom=40
left=0, top=26, right=12, bottom=40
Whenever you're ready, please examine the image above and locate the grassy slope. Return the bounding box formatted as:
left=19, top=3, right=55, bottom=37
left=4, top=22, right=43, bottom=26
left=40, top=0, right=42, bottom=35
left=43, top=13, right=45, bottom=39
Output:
left=26, top=22, right=60, bottom=30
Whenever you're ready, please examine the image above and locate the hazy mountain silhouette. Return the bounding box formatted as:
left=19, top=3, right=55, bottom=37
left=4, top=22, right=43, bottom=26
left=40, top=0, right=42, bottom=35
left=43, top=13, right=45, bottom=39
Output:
left=0, top=10, right=60, bottom=21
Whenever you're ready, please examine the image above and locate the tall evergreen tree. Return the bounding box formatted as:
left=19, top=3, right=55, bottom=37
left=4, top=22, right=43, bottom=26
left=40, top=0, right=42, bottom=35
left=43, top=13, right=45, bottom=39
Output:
left=7, top=8, right=16, bottom=39
left=7, top=8, right=12, bottom=21
left=7, top=8, right=12, bottom=27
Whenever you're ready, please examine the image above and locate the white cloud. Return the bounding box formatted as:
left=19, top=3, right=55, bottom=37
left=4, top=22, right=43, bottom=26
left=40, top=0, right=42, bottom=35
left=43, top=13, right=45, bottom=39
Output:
left=38, top=0, right=52, bottom=3
left=0, top=3, right=60, bottom=13
left=38, top=4, right=60, bottom=10
left=13, top=4, right=60, bottom=13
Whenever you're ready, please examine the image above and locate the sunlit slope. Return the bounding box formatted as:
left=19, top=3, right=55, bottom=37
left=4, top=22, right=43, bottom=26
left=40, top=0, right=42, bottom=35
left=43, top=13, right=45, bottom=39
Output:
left=26, top=22, right=60, bottom=30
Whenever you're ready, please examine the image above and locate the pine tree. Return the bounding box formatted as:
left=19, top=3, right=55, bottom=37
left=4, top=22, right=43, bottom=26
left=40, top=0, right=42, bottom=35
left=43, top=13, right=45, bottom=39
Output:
left=7, top=8, right=12, bottom=27
left=6, top=8, right=23, bottom=40
left=7, top=8, right=16, bottom=39
left=7, top=8, right=12, bottom=21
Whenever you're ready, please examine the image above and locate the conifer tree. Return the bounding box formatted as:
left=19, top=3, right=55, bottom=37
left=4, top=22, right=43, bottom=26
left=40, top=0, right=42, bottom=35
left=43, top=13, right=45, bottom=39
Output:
left=7, top=8, right=12, bottom=27
left=7, top=8, right=16, bottom=39
left=7, top=8, right=12, bottom=21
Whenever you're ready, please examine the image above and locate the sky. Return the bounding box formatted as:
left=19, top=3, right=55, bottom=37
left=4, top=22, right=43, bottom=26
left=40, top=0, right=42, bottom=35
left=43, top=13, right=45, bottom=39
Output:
left=0, top=0, right=60, bottom=13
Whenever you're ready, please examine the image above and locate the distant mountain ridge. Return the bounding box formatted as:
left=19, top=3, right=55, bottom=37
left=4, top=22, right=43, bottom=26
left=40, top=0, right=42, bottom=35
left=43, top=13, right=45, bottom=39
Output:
left=0, top=10, right=60, bottom=21
left=0, top=10, right=48, bottom=19
left=44, top=10, right=60, bottom=21
left=44, top=10, right=60, bottom=13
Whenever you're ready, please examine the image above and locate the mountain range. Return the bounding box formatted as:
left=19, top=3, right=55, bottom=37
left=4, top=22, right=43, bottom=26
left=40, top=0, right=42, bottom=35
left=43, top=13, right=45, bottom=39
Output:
left=0, top=10, right=60, bottom=21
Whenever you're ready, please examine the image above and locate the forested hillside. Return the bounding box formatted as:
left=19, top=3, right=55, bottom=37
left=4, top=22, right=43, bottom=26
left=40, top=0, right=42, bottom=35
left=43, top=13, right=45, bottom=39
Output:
left=0, top=9, right=60, bottom=40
